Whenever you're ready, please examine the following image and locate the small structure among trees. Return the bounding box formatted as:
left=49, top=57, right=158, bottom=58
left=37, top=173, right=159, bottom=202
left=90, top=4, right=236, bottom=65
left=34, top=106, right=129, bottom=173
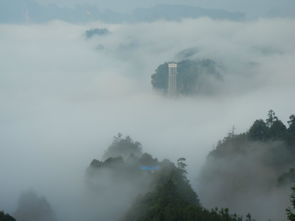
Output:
left=151, top=59, right=221, bottom=96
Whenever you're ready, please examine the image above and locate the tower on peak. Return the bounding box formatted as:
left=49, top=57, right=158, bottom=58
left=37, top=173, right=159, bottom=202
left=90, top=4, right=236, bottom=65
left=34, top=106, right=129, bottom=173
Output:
left=168, top=63, right=178, bottom=96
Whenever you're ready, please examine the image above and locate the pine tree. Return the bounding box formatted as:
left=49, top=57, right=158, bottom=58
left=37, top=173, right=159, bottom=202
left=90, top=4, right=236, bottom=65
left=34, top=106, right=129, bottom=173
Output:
left=287, top=186, right=295, bottom=221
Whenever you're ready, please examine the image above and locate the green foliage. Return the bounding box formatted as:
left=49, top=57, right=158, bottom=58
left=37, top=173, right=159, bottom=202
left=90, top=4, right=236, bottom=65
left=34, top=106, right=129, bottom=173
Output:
left=122, top=163, right=196, bottom=221
left=88, top=135, right=254, bottom=221
left=139, top=153, right=158, bottom=166
left=269, top=119, right=287, bottom=140
left=206, top=110, right=295, bottom=199
left=248, top=110, right=292, bottom=143
left=86, top=134, right=159, bottom=191
left=210, top=111, right=295, bottom=170
left=278, top=168, right=295, bottom=185
left=151, top=59, right=221, bottom=95
left=151, top=63, right=169, bottom=93
left=287, top=186, right=295, bottom=221
left=211, top=133, right=248, bottom=158
left=0, top=211, right=15, bottom=221
left=122, top=159, right=253, bottom=221
left=266, top=110, right=277, bottom=127
left=288, top=115, right=295, bottom=131
left=177, top=157, right=187, bottom=173
left=287, top=115, right=295, bottom=145
left=248, top=119, right=268, bottom=141
left=103, top=133, right=142, bottom=160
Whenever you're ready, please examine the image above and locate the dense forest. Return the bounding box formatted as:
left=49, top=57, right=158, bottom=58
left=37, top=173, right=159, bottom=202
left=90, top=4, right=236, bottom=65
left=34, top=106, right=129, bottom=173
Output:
left=199, top=110, right=295, bottom=220
left=287, top=186, right=295, bottom=221
left=0, top=212, right=15, bottom=221
left=208, top=110, right=295, bottom=181
left=87, top=134, right=256, bottom=221
left=151, top=59, right=222, bottom=95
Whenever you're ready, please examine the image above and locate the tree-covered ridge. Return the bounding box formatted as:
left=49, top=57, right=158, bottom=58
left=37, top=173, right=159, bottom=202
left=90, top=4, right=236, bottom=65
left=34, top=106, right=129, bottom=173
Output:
left=86, top=134, right=158, bottom=186
left=122, top=158, right=254, bottom=221
left=211, top=110, right=295, bottom=163
left=199, top=110, right=295, bottom=221
left=208, top=111, right=295, bottom=186
left=248, top=110, right=295, bottom=144
left=87, top=135, right=179, bottom=192
left=151, top=59, right=221, bottom=95
left=279, top=169, right=295, bottom=186
left=87, top=134, right=253, bottom=221
left=121, top=159, right=199, bottom=221
left=0, top=212, right=15, bottom=221
left=287, top=186, right=295, bottom=221
left=103, top=134, right=143, bottom=160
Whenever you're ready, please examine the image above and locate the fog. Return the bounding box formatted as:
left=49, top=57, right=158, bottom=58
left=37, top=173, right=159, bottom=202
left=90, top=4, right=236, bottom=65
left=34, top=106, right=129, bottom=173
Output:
left=0, top=18, right=295, bottom=220
left=198, top=140, right=294, bottom=221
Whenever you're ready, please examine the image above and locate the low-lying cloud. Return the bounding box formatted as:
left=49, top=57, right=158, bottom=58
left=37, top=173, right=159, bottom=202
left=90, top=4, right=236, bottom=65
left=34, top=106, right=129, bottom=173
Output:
left=0, top=17, right=295, bottom=220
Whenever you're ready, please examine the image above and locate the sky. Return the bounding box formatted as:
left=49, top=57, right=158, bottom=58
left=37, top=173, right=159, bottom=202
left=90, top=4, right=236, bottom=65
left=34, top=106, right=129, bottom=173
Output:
left=34, top=0, right=295, bottom=17
left=1, top=0, right=295, bottom=24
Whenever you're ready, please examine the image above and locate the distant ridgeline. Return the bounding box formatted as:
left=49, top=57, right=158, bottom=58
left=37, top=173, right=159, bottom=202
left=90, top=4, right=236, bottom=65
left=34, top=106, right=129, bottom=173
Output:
left=13, top=191, right=57, bottom=221
left=0, top=1, right=244, bottom=24
left=199, top=110, right=295, bottom=215
left=86, top=134, right=255, bottom=221
left=84, top=28, right=110, bottom=39
left=151, top=59, right=222, bottom=95
left=0, top=191, right=56, bottom=221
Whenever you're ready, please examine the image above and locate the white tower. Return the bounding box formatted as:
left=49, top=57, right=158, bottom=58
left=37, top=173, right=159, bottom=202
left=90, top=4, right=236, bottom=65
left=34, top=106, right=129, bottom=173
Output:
left=168, top=63, right=178, bottom=96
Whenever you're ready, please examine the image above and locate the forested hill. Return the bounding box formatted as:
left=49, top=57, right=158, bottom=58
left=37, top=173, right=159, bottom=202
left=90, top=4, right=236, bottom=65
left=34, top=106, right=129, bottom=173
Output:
left=198, top=110, right=295, bottom=221
left=86, top=134, right=255, bottom=221
left=210, top=110, right=295, bottom=169
left=151, top=59, right=222, bottom=95
left=0, top=212, right=15, bottom=221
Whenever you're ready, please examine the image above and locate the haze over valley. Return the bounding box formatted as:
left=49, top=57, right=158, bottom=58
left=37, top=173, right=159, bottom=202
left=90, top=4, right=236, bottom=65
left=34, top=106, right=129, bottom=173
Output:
left=1, top=1, right=295, bottom=221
